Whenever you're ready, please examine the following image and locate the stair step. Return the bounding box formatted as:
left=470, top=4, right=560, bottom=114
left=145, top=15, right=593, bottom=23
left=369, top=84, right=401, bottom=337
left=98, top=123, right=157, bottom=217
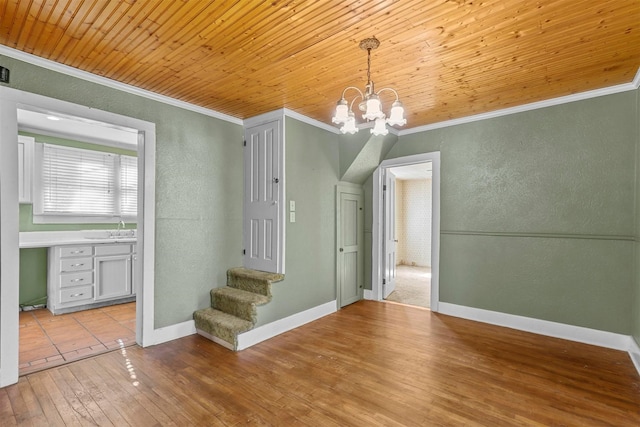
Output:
left=227, top=267, right=285, bottom=297
left=211, top=287, right=270, bottom=323
left=193, top=307, right=253, bottom=348
left=193, top=267, right=285, bottom=351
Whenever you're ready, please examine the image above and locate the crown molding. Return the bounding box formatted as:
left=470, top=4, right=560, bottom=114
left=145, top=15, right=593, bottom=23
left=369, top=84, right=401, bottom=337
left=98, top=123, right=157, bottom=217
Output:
left=0, top=45, right=243, bottom=126
left=400, top=67, right=640, bottom=136
left=283, top=108, right=339, bottom=133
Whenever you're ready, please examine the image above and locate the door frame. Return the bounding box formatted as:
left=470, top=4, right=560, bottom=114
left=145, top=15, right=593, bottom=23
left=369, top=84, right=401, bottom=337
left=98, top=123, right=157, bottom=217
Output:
left=371, top=152, right=441, bottom=311
left=0, top=86, right=156, bottom=387
left=336, top=182, right=364, bottom=308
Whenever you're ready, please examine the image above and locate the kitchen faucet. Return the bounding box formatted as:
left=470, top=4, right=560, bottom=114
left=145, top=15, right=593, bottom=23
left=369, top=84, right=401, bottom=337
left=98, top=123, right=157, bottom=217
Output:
left=116, top=218, right=125, bottom=236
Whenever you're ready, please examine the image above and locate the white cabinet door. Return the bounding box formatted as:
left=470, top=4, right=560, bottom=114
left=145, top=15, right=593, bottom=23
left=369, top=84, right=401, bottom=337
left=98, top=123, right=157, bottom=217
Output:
left=17, top=135, right=34, bottom=204
left=94, top=254, right=131, bottom=300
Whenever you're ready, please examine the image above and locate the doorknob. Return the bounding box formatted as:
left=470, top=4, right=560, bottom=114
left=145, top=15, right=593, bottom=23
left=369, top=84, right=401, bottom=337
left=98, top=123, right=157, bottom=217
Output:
left=339, top=248, right=344, bottom=252
left=273, top=178, right=279, bottom=183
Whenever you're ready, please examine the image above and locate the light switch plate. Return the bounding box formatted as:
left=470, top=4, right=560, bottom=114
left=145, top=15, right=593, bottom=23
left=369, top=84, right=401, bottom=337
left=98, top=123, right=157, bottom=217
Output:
left=289, top=200, right=295, bottom=211
left=290, top=212, right=296, bottom=223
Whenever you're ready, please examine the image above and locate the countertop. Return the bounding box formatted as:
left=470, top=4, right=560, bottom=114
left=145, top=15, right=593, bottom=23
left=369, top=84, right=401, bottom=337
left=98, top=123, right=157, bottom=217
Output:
left=19, top=230, right=137, bottom=248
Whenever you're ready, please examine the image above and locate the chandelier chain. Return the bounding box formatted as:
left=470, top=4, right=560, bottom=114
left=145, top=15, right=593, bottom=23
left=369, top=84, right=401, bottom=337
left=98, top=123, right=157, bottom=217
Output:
left=367, top=48, right=371, bottom=85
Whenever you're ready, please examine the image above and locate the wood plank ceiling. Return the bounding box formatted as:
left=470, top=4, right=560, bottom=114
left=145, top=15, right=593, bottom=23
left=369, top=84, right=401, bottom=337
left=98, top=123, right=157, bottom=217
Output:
left=1, top=1, right=638, bottom=130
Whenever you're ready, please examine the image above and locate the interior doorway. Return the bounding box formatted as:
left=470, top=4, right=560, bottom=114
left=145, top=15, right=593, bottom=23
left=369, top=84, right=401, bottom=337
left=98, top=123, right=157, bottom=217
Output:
left=18, top=109, right=140, bottom=375
left=371, top=152, right=440, bottom=312
left=384, top=163, right=433, bottom=309
left=0, top=87, right=156, bottom=387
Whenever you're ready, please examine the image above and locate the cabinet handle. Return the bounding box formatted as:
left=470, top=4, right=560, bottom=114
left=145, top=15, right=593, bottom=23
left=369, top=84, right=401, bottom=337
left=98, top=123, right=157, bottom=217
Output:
left=71, top=278, right=84, bottom=282
left=70, top=251, right=84, bottom=254
left=71, top=263, right=84, bottom=267
left=70, top=293, right=84, bottom=298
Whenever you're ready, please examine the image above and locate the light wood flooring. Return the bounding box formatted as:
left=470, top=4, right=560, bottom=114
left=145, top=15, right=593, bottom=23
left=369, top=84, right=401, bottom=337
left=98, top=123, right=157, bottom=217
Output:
left=19, top=303, right=136, bottom=376
left=3, top=300, right=639, bottom=426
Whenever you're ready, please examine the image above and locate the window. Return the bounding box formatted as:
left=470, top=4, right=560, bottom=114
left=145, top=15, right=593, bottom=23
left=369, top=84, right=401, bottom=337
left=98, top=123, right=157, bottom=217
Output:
left=34, top=143, right=137, bottom=223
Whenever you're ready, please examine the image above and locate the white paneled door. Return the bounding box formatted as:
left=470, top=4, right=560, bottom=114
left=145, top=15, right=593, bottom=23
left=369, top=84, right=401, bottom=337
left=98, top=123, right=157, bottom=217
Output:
left=383, top=170, right=397, bottom=298
left=243, top=120, right=283, bottom=273
left=337, top=185, right=364, bottom=308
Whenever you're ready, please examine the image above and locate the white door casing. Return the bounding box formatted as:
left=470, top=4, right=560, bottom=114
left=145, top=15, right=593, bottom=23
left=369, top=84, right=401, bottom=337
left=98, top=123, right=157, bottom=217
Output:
left=243, top=118, right=284, bottom=273
left=371, top=152, right=440, bottom=311
left=383, top=170, right=397, bottom=299
left=0, top=86, right=157, bottom=388
left=336, top=184, right=364, bottom=307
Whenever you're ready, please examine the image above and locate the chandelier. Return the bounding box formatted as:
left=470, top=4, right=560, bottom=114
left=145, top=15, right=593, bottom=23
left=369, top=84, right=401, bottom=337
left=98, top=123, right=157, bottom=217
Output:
left=332, top=37, right=406, bottom=136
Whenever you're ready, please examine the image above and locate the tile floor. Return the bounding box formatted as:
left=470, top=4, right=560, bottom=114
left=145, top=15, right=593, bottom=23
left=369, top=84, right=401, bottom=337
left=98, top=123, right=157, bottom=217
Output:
left=19, top=302, right=136, bottom=376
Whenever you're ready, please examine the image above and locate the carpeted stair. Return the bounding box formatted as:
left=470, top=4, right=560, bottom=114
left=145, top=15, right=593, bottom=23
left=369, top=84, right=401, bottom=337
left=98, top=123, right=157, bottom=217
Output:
left=193, top=267, right=284, bottom=350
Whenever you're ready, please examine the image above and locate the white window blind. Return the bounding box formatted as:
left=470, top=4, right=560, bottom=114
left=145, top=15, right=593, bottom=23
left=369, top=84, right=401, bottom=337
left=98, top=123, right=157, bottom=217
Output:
left=119, top=155, right=138, bottom=217
left=38, top=143, right=137, bottom=219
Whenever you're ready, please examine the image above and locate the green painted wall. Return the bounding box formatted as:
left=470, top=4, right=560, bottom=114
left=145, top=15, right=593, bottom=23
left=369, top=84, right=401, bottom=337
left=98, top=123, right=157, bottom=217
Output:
left=255, top=117, right=340, bottom=325
left=384, top=91, right=637, bottom=334
left=2, top=54, right=244, bottom=328
left=19, top=248, right=47, bottom=306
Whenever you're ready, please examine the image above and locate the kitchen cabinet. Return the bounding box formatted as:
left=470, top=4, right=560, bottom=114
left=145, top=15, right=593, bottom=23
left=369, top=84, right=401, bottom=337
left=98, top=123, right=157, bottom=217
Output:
left=48, top=242, right=135, bottom=314
left=95, top=245, right=132, bottom=300
left=47, top=245, right=94, bottom=313
left=17, top=135, right=34, bottom=204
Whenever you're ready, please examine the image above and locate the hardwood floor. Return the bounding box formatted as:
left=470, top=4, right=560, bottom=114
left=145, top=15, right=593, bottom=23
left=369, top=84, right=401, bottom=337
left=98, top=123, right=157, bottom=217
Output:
left=2, top=300, right=639, bottom=426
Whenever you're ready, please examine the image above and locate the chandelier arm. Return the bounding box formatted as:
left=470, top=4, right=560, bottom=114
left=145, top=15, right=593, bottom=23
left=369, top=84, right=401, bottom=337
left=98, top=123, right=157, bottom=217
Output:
left=348, top=94, right=363, bottom=111
left=341, top=86, right=364, bottom=101
left=375, top=87, right=400, bottom=102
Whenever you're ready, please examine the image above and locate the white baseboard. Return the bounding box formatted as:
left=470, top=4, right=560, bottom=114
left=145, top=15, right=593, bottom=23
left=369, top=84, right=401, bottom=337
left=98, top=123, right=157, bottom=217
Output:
left=236, top=300, right=337, bottom=351
left=196, top=329, right=235, bottom=351
left=147, top=319, right=196, bottom=346
left=438, top=302, right=631, bottom=351
left=629, top=337, right=640, bottom=376
left=364, top=289, right=374, bottom=300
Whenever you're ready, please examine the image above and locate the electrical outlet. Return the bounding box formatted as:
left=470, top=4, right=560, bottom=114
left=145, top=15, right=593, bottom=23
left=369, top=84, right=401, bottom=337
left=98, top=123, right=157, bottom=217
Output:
left=0, top=67, right=9, bottom=83
left=290, top=212, right=296, bottom=223
left=290, top=200, right=295, bottom=211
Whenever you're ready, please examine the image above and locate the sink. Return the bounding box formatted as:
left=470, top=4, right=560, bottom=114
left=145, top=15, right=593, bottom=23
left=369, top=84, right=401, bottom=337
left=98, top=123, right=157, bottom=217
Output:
left=84, top=233, right=136, bottom=241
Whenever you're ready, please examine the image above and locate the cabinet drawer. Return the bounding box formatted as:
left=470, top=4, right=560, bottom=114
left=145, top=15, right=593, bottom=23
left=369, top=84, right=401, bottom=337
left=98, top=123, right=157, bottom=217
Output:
left=60, top=271, right=93, bottom=288
left=60, top=246, right=93, bottom=257
left=95, top=244, right=131, bottom=256
left=60, top=284, right=93, bottom=304
left=60, top=257, right=93, bottom=273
